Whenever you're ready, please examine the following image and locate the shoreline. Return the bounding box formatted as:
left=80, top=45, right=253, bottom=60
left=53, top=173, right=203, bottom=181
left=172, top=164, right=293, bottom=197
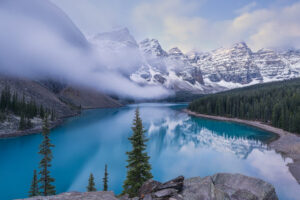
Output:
left=0, top=105, right=124, bottom=139
left=0, top=117, right=69, bottom=139
left=183, top=109, right=293, bottom=137
left=183, top=109, right=300, bottom=184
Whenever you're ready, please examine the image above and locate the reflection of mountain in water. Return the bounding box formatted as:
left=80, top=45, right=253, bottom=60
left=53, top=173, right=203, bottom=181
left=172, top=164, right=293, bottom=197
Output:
left=147, top=112, right=271, bottom=159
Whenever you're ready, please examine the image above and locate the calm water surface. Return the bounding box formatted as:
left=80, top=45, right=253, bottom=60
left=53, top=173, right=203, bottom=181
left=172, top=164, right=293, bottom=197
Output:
left=0, top=103, right=299, bottom=200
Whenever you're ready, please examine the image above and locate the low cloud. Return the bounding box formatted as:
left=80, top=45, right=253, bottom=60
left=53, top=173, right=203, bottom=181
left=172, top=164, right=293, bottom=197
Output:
left=0, top=0, right=171, bottom=99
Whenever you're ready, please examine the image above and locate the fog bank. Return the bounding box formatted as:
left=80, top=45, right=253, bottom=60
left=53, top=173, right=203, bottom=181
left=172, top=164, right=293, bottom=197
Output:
left=0, top=0, right=171, bottom=99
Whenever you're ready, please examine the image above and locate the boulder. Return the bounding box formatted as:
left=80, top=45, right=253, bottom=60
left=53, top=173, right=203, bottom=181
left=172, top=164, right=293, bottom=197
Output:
left=143, top=194, right=153, bottom=200
left=231, top=190, right=258, bottom=200
left=153, top=188, right=178, bottom=198
left=182, top=176, right=230, bottom=200
left=139, top=179, right=162, bottom=196
left=212, top=173, right=278, bottom=200
left=157, top=176, right=184, bottom=192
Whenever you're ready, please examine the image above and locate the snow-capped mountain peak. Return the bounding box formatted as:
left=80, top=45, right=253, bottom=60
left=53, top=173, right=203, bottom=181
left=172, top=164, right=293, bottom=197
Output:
left=93, top=27, right=138, bottom=47
left=89, top=28, right=300, bottom=95
left=139, top=38, right=168, bottom=57
left=168, top=47, right=184, bottom=56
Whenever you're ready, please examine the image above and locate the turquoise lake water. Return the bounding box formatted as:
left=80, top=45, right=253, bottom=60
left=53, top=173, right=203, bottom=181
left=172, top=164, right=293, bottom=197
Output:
left=0, top=103, right=299, bottom=200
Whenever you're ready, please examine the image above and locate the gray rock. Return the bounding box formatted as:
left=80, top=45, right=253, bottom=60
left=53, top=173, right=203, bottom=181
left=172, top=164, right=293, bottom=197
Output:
left=212, top=173, right=278, bottom=200
left=139, top=179, right=162, bottom=196
left=169, top=193, right=184, bottom=200
left=231, top=190, right=258, bottom=200
left=153, top=188, right=178, bottom=198
left=16, top=191, right=118, bottom=200
left=143, top=194, right=153, bottom=200
left=118, top=194, right=129, bottom=200
left=157, top=176, right=184, bottom=192
left=183, top=176, right=230, bottom=200
left=18, top=173, right=279, bottom=200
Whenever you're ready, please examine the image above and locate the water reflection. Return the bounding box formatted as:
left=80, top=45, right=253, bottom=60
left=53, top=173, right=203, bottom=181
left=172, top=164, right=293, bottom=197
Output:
left=0, top=103, right=299, bottom=200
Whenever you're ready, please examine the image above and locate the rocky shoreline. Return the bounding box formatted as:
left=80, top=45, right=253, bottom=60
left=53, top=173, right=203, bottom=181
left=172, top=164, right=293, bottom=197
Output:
left=0, top=105, right=122, bottom=139
left=183, top=109, right=300, bottom=184
left=17, top=173, right=279, bottom=200
left=0, top=113, right=77, bottom=139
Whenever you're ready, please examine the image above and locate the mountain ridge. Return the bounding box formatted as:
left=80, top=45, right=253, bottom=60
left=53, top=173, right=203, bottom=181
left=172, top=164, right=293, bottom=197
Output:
left=89, top=28, right=300, bottom=95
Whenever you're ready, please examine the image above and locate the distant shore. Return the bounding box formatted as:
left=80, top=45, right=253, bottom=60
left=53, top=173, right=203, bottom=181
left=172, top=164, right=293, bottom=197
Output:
left=183, top=109, right=300, bottom=184
left=183, top=109, right=291, bottom=137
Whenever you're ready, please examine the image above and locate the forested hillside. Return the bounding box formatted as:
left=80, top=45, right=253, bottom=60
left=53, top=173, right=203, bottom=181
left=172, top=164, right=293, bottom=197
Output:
left=188, top=78, right=300, bottom=134
left=0, top=85, right=55, bottom=130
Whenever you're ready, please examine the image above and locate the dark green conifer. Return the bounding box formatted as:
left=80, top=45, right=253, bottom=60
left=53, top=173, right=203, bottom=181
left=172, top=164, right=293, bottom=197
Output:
left=122, top=108, right=153, bottom=197
left=19, top=114, right=26, bottom=130
left=103, top=164, right=108, bottom=191
left=40, top=105, right=45, bottom=119
left=29, top=170, right=39, bottom=197
left=87, top=173, right=97, bottom=192
left=38, top=117, right=56, bottom=196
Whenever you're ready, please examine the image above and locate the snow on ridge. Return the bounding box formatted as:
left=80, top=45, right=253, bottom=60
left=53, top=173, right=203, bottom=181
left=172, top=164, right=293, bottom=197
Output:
left=89, top=29, right=300, bottom=94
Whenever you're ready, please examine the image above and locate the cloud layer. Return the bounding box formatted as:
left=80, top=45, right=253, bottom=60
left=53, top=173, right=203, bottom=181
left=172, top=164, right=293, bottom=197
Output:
left=0, top=0, right=171, bottom=99
left=133, top=0, right=300, bottom=52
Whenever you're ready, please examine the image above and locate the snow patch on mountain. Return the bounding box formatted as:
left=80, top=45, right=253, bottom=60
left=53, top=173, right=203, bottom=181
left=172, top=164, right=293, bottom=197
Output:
left=89, top=28, right=300, bottom=95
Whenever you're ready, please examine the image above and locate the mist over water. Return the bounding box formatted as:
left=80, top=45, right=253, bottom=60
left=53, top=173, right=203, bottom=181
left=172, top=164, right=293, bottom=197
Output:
left=0, top=104, right=299, bottom=200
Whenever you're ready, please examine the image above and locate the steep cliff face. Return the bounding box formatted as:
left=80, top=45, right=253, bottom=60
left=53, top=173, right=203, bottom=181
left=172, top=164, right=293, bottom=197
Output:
left=59, top=86, right=122, bottom=109
left=197, top=42, right=261, bottom=84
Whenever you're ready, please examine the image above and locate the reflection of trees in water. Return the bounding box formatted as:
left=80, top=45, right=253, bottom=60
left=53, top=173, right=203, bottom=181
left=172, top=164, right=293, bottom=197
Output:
left=147, top=114, right=269, bottom=159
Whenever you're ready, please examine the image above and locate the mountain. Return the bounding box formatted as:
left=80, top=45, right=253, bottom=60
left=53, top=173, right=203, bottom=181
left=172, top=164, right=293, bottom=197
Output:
left=93, top=28, right=138, bottom=48
left=133, top=40, right=300, bottom=93
left=131, top=39, right=207, bottom=93
left=89, top=28, right=300, bottom=95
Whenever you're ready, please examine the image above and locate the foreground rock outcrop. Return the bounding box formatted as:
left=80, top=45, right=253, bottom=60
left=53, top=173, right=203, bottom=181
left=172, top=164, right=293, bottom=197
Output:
left=18, top=191, right=118, bottom=200
left=17, top=173, right=278, bottom=200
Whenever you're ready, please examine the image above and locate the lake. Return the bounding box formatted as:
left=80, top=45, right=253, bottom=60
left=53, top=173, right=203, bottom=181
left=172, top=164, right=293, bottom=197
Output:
left=0, top=103, right=299, bottom=200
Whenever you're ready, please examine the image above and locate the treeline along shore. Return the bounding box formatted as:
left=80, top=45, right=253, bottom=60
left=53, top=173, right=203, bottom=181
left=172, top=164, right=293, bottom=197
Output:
left=186, top=78, right=300, bottom=184
left=188, top=78, right=300, bottom=134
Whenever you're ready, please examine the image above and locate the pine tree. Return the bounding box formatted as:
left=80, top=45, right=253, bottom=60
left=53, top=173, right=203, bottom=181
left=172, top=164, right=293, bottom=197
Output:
left=122, top=108, right=153, bottom=197
left=29, top=170, right=39, bottom=197
left=40, top=105, right=45, bottom=119
left=51, top=109, right=55, bottom=121
left=19, top=114, right=26, bottom=130
left=103, top=164, right=108, bottom=191
left=87, top=173, right=97, bottom=192
left=38, top=117, right=56, bottom=196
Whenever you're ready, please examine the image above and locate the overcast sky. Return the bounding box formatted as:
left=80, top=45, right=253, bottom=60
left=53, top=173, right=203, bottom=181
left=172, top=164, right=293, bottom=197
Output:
left=50, top=0, right=300, bottom=52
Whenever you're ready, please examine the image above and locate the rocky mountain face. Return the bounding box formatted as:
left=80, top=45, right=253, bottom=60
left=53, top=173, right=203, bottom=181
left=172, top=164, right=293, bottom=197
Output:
left=136, top=40, right=300, bottom=94
left=18, top=173, right=278, bottom=200
left=90, top=29, right=300, bottom=94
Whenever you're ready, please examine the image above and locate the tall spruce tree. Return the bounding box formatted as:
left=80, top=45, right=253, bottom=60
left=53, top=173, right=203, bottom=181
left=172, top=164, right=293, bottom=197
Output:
left=103, top=164, right=108, bottom=191
left=38, top=117, right=56, bottom=196
left=29, top=170, right=39, bottom=197
left=87, top=173, right=97, bottom=192
left=122, top=108, right=153, bottom=197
